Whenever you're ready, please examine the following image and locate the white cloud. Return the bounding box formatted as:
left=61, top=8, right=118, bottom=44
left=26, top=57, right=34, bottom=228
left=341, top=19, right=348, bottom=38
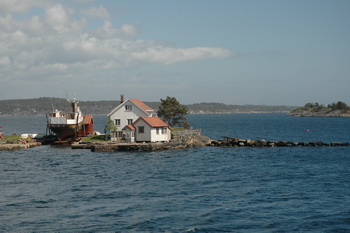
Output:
left=0, top=56, right=10, bottom=65
left=131, top=46, right=232, bottom=65
left=46, top=4, right=70, bottom=32
left=121, top=24, right=138, bottom=37
left=0, top=1, right=232, bottom=88
left=82, top=6, right=111, bottom=19
left=97, top=20, right=117, bottom=37
left=29, top=16, right=45, bottom=32
left=92, top=21, right=138, bottom=38
left=0, top=0, right=42, bottom=13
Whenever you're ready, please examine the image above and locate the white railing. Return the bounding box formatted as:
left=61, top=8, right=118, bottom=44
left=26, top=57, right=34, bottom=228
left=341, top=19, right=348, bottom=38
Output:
left=49, top=117, right=67, bottom=124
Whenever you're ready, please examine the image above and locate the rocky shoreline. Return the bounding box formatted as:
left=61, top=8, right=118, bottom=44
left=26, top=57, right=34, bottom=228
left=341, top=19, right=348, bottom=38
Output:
left=72, top=134, right=213, bottom=152
left=288, top=101, right=350, bottom=117
left=2, top=133, right=350, bottom=152
left=0, top=141, right=42, bottom=151
left=288, top=109, right=350, bottom=117
left=70, top=135, right=350, bottom=152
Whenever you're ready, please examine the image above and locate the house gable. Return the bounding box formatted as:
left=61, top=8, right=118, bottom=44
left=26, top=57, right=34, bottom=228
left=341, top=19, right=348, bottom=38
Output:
left=107, top=98, right=154, bottom=117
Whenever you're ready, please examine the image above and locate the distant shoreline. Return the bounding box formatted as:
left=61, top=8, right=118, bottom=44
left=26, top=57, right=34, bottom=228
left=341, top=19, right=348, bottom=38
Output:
left=0, top=112, right=291, bottom=117
left=189, top=111, right=290, bottom=114
left=0, top=97, right=298, bottom=116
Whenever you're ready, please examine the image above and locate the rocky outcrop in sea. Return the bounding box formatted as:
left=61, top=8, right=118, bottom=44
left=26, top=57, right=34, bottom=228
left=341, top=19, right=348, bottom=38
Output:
left=288, top=109, right=350, bottom=117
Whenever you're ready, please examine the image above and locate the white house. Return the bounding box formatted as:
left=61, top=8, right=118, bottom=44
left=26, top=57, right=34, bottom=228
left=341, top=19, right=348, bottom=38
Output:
left=107, top=95, right=155, bottom=141
left=132, top=116, right=171, bottom=142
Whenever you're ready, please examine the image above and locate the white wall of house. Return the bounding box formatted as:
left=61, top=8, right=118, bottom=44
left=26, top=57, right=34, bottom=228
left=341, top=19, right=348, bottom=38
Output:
left=134, top=120, right=170, bottom=142
left=150, top=127, right=171, bottom=142
left=134, top=121, right=151, bottom=142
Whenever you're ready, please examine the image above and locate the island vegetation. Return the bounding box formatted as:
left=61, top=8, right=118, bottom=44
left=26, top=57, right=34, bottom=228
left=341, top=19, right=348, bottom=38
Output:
left=157, top=96, right=190, bottom=129
left=289, top=101, right=350, bottom=117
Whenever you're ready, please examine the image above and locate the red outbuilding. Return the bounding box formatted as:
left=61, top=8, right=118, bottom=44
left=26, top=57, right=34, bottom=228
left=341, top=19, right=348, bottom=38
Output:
left=80, top=115, right=94, bottom=136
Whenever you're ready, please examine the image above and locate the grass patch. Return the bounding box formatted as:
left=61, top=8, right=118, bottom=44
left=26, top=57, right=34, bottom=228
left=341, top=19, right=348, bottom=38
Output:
left=81, top=135, right=106, bottom=142
left=0, top=135, right=20, bottom=142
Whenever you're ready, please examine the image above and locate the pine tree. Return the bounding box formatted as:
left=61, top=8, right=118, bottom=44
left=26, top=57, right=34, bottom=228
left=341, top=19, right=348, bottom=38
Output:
left=157, top=96, right=190, bottom=128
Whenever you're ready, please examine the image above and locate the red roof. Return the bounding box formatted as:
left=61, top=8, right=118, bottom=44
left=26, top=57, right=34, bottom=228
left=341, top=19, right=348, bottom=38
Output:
left=123, top=124, right=136, bottom=130
left=130, top=99, right=153, bottom=112
left=136, top=116, right=169, bottom=127
left=83, top=115, right=93, bottom=124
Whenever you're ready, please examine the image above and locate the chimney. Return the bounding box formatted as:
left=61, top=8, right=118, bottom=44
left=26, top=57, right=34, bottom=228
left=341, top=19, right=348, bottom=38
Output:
left=120, top=94, right=124, bottom=104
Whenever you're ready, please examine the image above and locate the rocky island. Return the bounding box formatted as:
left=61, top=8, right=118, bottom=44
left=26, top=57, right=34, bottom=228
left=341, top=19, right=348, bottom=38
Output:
left=288, top=101, right=350, bottom=117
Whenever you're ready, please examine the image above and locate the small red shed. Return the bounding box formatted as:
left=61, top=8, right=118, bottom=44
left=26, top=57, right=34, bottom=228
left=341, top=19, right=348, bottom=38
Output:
left=80, top=115, right=94, bottom=136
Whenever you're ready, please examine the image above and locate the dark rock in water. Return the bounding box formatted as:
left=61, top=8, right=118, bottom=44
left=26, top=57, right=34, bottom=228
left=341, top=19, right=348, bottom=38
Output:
left=308, top=142, right=316, bottom=146
left=210, top=137, right=350, bottom=149
left=331, top=142, right=348, bottom=146
left=267, top=141, right=276, bottom=147
left=276, top=141, right=287, bottom=147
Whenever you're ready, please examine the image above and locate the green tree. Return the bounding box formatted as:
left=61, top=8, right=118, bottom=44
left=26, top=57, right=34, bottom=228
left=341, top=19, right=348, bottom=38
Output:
left=157, top=96, right=190, bottom=128
left=329, top=101, right=349, bottom=110
left=104, top=118, right=117, bottom=140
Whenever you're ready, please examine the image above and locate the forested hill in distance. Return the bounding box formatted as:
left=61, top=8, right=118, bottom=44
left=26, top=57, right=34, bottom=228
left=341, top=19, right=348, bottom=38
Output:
left=288, top=101, right=350, bottom=117
left=0, top=97, right=298, bottom=116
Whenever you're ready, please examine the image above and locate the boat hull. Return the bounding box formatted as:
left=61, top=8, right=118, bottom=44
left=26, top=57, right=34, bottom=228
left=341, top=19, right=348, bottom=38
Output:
left=49, top=123, right=83, bottom=140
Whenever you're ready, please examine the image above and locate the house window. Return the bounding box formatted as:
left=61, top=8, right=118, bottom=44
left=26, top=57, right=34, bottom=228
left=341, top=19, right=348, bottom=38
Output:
left=156, top=128, right=160, bottom=134
left=125, top=105, right=132, bottom=111
left=162, top=127, right=167, bottom=134
left=138, top=126, right=144, bottom=134
left=115, top=119, right=121, bottom=126
left=127, top=119, right=133, bottom=125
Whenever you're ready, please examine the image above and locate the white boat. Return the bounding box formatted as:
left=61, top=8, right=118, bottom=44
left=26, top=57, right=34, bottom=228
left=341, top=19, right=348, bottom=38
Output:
left=47, top=100, right=84, bottom=140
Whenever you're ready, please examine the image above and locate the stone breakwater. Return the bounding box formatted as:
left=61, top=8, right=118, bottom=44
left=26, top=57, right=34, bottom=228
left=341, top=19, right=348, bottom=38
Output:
left=211, top=137, right=350, bottom=147
left=72, top=135, right=350, bottom=152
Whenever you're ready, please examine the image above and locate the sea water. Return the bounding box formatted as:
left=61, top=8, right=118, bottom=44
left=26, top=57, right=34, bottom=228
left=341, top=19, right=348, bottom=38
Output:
left=0, top=114, right=350, bottom=232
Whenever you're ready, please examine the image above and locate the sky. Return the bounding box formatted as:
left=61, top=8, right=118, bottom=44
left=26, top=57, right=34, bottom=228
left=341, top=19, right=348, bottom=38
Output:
left=0, top=0, right=349, bottom=106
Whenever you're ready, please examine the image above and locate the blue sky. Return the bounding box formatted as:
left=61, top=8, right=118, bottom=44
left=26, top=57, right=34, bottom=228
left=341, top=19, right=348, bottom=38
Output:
left=0, top=0, right=349, bottom=105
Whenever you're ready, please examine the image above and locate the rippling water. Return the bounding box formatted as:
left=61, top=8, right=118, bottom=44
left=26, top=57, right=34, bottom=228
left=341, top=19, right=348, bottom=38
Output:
left=1, top=114, right=350, bottom=232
